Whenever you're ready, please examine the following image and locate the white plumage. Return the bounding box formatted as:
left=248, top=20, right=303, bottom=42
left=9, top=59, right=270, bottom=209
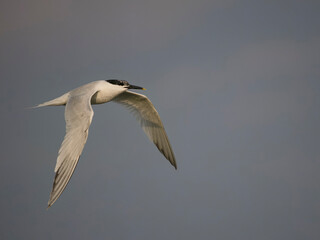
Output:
left=35, top=80, right=176, bottom=208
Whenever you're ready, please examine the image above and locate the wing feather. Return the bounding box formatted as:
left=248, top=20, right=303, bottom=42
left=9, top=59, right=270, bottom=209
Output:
left=48, top=91, right=97, bottom=208
left=113, top=91, right=177, bottom=169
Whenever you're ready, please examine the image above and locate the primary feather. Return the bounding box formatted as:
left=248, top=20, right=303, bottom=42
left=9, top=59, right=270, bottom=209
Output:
left=36, top=80, right=176, bottom=208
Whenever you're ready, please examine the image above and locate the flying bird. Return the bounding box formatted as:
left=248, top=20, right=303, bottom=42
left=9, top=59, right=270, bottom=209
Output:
left=35, top=80, right=176, bottom=208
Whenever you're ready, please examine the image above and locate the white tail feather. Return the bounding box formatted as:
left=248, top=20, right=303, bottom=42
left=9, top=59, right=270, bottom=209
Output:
left=33, top=93, right=69, bottom=108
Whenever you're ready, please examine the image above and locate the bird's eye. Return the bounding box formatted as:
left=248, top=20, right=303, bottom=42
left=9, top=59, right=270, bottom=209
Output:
left=106, top=79, right=128, bottom=86
left=106, top=80, right=121, bottom=85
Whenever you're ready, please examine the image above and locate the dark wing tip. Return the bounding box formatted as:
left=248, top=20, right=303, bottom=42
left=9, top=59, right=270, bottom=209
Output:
left=173, top=162, right=177, bottom=170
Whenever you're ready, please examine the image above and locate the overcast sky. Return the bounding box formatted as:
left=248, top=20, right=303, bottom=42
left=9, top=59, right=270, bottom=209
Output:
left=1, top=0, right=320, bottom=239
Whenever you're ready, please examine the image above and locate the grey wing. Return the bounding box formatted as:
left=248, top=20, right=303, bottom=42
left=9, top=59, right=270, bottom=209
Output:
left=48, top=91, right=96, bottom=208
left=113, top=91, right=177, bottom=169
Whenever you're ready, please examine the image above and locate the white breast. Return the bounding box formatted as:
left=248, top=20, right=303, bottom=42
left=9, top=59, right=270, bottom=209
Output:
left=90, top=80, right=127, bottom=104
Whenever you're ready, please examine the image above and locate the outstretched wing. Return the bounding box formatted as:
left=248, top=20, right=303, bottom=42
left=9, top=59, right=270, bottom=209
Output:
left=48, top=91, right=97, bottom=208
left=113, top=91, right=177, bottom=169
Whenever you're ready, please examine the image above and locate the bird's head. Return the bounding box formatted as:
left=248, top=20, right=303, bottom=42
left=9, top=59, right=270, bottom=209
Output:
left=106, top=79, right=146, bottom=90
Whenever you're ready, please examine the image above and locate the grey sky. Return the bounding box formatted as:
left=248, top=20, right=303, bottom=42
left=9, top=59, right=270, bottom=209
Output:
left=1, top=0, right=320, bottom=239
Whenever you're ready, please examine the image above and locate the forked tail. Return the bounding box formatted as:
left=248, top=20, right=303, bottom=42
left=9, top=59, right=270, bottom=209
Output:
left=32, top=93, right=69, bottom=108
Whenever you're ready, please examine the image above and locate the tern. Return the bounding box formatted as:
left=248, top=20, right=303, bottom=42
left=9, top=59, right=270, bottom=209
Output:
left=35, top=80, right=176, bottom=208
